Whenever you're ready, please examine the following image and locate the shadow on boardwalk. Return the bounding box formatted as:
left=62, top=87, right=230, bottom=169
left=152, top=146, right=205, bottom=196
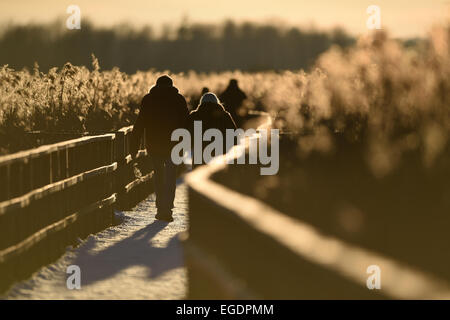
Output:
left=5, top=183, right=189, bottom=299
left=72, top=220, right=184, bottom=286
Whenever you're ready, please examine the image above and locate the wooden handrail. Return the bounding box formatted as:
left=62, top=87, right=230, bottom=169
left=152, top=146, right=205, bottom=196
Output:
left=0, top=120, right=160, bottom=294
left=184, top=114, right=450, bottom=299
left=117, top=125, right=134, bottom=135
left=0, top=134, right=115, bottom=166
left=0, top=194, right=117, bottom=264
left=0, top=162, right=117, bottom=215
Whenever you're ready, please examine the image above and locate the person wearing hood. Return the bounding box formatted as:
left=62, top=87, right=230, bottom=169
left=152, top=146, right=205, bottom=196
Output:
left=188, top=92, right=237, bottom=168
left=131, top=75, right=189, bottom=222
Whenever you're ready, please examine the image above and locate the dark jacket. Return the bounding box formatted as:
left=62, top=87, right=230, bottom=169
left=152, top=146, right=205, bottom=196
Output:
left=219, top=84, right=247, bottom=121
left=188, top=102, right=237, bottom=165
left=131, top=85, right=189, bottom=157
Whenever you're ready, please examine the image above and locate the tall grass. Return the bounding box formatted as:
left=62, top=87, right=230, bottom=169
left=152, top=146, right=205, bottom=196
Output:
left=0, top=27, right=448, bottom=176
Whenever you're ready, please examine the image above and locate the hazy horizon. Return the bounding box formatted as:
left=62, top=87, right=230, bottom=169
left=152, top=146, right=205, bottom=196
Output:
left=0, top=0, right=449, bottom=38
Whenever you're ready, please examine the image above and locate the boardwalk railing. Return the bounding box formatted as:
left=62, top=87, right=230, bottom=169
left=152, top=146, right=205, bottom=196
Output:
left=183, top=117, right=450, bottom=299
left=0, top=126, right=153, bottom=293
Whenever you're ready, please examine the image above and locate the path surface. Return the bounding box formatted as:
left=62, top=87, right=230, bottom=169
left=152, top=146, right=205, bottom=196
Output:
left=5, top=181, right=189, bottom=300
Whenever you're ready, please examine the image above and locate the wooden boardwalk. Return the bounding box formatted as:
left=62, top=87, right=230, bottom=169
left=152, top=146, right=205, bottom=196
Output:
left=5, top=181, right=188, bottom=300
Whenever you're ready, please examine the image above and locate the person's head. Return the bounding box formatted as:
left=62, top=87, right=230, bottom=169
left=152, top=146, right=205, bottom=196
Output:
left=228, top=79, right=238, bottom=88
left=201, top=87, right=209, bottom=95
left=198, top=92, right=227, bottom=112
left=155, top=75, right=173, bottom=88
left=200, top=92, right=220, bottom=105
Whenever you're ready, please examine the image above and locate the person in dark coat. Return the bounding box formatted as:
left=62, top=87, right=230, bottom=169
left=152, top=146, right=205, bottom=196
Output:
left=219, top=79, right=247, bottom=126
left=131, top=75, right=189, bottom=222
left=188, top=92, right=237, bottom=168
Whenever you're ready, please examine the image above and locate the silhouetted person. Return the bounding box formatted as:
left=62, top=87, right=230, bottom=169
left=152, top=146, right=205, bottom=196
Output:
left=219, top=79, right=247, bottom=126
left=188, top=93, right=237, bottom=168
left=131, top=75, right=189, bottom=222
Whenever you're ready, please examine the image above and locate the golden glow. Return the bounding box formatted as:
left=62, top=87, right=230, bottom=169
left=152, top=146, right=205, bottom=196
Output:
left=0, top=0, right=448, bottom=38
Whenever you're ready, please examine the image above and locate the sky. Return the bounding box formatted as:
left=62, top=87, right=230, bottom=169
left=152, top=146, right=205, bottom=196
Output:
left=0, top=0, right=449, bottom=38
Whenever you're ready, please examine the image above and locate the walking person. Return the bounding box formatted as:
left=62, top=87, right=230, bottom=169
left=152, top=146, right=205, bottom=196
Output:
left=131, top=75, right=189, bottom=222
left=219, top=79, right=247, bottom=127
left=188, top=92, right=237, bottom=168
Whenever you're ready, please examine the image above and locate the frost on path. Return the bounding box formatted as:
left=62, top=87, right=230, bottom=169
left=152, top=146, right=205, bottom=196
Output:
left=5, top=182, right=189, bottom=300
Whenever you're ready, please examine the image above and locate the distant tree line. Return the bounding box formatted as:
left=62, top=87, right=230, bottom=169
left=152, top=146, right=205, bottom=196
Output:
left=0, top=19, right=355, bottom=73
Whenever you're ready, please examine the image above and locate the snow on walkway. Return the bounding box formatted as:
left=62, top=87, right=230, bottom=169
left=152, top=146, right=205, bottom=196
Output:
left=5, top=181, right=189, bottom=300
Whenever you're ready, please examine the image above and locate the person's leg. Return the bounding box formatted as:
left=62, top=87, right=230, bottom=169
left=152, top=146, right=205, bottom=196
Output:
left=163, top=158, right=177, bottom=212
left=151, top=156, right=165, bottom=211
